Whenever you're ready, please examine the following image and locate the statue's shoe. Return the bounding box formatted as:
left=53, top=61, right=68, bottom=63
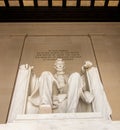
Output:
left=39, top=105, right=52, bottom=114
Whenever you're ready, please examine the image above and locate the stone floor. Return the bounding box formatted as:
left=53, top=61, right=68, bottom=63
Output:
left=0, top=23, right=120, bottom=123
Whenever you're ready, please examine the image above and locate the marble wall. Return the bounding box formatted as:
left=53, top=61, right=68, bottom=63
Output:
left=0, top=23, right=120, bottom=123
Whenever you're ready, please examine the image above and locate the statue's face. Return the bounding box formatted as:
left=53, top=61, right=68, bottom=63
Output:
left=55, top=61, right=64, bottom=72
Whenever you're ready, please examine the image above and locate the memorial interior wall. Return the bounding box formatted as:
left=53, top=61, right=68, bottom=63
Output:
left=0, top=23, right=120, bottom=123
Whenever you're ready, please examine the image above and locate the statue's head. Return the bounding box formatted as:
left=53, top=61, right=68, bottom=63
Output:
left=54, top=58, right=65, bottom=72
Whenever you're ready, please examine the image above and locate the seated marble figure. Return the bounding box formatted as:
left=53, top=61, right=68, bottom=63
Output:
left=8, top=58, right=112, bottom=123
left=27, top=58, right=94, bottom=114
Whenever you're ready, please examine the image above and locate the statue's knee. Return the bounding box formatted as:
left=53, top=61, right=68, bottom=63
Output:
left=70, top=72, right=80, bottom=79
left=41, top=71, right=51, bottom=76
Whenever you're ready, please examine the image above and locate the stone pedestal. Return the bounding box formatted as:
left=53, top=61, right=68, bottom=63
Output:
left=1, top=113, right=120, bottom=130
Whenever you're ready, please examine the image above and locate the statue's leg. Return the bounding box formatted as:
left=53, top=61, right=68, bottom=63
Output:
left=66, top=72, right=82, bottom=113
left=38, top=71, right=54, bottom=113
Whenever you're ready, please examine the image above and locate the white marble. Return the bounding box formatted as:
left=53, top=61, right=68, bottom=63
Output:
left=7, top=59, right=112, bottom=123
left=7, top=64, right=33, bottom=122
left=1, top=113, right=120, bottom=130
left=15, top=112, right=104, bottom=120
left=28, top=59, right=94, bottom=114
left=81, top=61, right=112, bottom=119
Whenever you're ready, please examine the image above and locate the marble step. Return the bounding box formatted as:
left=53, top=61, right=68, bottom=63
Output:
left=0, top=113, right=120, bottom=130
left=15, top=112, right=105, bottom=122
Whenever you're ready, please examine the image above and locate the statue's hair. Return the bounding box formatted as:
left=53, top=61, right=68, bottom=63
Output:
left=54, top=58, right=65, bottom=66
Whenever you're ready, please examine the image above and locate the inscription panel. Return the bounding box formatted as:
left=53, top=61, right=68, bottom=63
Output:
left=21, top=36, right=96, bottom=75
left=35, top=50, right=81, bottom=60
